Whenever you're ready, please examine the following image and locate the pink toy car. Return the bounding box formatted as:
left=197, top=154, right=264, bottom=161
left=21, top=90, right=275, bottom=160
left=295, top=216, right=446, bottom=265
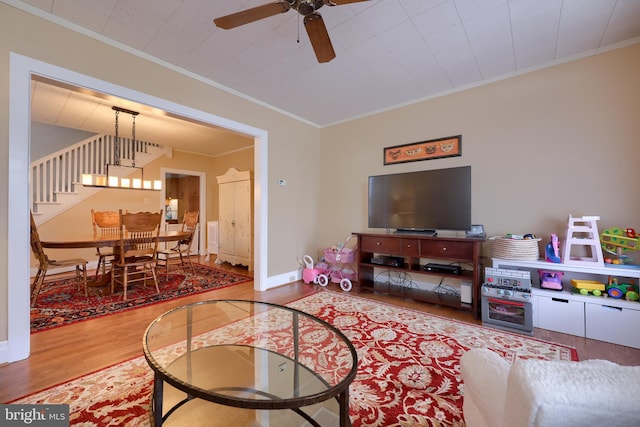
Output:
left=302, top=255, right=319, bottom=284
left=538, top=269, right=564, bottom=291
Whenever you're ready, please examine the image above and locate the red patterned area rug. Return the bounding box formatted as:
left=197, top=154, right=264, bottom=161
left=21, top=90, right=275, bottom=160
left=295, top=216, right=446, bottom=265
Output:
left=30, top=263, right=252, bottom=333
left=14, top=291, right=578, bottom=426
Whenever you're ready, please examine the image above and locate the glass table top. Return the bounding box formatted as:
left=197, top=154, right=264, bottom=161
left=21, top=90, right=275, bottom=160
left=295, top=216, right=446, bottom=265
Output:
left=143, top=300, right=358, bottom=410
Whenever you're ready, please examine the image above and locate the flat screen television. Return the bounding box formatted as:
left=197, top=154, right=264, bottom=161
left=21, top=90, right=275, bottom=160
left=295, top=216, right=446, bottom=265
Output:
left=368, top=166, right=471, bottom=234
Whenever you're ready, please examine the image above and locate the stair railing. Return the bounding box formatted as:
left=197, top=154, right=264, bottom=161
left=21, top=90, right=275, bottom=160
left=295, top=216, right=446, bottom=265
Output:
left=30, top=134, right=160, bottom=210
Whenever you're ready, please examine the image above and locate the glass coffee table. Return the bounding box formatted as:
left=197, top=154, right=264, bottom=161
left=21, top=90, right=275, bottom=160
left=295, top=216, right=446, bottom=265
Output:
left=143, top=300, right=358, bottom=427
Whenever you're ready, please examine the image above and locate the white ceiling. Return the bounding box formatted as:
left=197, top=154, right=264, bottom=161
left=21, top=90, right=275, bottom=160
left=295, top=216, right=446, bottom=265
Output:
left=15, top=0, right=640, bottom=152
left=30, top=76, right=254, bottom=156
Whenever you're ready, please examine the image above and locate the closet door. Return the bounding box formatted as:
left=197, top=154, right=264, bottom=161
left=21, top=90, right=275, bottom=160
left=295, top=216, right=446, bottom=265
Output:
left=218, top=181, right=236, bottom=258
left=233, top=179, right=252, bottom=260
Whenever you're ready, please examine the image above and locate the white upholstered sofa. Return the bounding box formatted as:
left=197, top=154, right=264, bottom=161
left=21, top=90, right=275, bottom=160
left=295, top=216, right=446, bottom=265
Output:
left=460, top=348, right=640, bottom=427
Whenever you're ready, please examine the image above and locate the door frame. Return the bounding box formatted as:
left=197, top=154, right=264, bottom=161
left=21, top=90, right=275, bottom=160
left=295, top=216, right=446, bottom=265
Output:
left=6, top=53, right=269, bottom=363
left=160, top=168, right=207, bottom=255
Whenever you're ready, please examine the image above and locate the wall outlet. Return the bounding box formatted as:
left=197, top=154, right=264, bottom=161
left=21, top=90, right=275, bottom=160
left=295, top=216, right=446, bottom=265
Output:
left=277, top=179, right=287, bottom=186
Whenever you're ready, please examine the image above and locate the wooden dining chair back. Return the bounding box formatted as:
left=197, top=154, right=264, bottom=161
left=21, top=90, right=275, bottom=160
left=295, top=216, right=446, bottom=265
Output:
left=111, top=209, right=163, bottom=300
left=156, top=210, right=199, bottom=279
left=91, top=209, right=120, bottom=279
left=30, top=211, right=88, bottom=307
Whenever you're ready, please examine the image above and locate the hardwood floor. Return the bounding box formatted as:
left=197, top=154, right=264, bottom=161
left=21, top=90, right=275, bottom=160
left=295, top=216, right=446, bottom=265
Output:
left=2, top=256, right=639, bottom=403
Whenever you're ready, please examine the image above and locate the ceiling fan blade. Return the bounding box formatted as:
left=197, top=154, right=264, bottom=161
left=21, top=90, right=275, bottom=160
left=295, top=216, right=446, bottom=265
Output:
left=304, top=13, right=336, bottom=63
left=214, top=2, right=291, bottom=30
left=325, top=0, right=370, bottom=5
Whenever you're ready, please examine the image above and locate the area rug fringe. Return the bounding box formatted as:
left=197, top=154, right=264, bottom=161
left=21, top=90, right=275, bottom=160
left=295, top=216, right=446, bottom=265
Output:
left=13, top=290, right=578, bottom=426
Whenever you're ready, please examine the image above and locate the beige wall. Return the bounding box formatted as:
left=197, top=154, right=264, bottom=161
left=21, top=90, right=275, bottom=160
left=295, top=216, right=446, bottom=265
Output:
left=1, top=3, right=639, bottom=352
left=318, top=43, right=640, bottom=256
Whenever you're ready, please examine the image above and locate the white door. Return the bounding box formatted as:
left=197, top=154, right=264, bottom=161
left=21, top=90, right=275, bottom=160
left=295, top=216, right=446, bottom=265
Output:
left=218, top=182, right=236, bottom=257
left=233, top=180, right=252, bottom=259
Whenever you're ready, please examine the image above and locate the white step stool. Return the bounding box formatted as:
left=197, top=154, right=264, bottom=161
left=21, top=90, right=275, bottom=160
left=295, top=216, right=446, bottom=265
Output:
left=562, top=215, right=605, bottom=267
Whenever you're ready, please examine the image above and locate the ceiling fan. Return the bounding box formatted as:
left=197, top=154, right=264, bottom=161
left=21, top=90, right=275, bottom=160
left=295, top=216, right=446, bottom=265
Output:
left=214, top=0, right=370, bottom=63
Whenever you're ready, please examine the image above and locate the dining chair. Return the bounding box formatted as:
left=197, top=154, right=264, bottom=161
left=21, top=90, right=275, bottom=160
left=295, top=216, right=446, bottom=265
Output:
left=30, top=211, right=88, bottom=307
left=156, top=210, right=199, bottom=279
left=91, top=209, right=120, bottom=279
left=111, top=209, right=163, bottom=301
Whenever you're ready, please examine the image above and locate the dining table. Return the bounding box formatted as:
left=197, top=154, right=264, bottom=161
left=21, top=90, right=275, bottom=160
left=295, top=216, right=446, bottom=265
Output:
left=39, top=230, right=190, bottom=249
left=39, top=230, right=191, bottom=289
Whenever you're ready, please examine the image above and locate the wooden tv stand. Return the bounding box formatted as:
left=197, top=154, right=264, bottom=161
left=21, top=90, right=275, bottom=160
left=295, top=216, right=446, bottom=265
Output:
left=354, top=232, right=484, bottom=318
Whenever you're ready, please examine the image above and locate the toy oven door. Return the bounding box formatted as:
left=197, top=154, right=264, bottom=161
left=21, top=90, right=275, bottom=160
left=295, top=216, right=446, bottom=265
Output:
left=481, top=296, right=533, bottom=335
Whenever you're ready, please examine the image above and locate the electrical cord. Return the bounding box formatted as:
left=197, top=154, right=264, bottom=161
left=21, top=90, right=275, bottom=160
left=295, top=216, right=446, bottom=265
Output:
left=374, top=269, right=416, bottom=289
left=374, top=269, right=461, bottom=297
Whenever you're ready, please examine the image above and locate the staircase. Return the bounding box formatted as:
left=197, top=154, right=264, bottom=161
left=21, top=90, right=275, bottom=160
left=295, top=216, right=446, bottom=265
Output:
left=31, top=134, right=166, bottom=224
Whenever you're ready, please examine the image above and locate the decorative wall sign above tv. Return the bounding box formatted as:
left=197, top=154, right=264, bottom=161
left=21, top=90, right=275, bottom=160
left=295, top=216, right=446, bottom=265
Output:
left=384, top=135, right=461, bottom=165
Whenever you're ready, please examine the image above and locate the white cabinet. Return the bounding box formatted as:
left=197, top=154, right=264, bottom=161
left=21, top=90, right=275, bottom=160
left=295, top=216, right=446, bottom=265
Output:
left=585, top=302, right=640, bottom=348
left=533, top=292, right=585, bottom=336
left=216, top=168, right=253, bottom=270
left=493, top=258, right=640, bottom=349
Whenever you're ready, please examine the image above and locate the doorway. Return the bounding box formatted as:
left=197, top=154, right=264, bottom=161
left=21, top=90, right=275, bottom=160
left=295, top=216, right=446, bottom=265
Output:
left=161, top=168, right=207, bottom=255
left=6, top=53, right=269, bottom=363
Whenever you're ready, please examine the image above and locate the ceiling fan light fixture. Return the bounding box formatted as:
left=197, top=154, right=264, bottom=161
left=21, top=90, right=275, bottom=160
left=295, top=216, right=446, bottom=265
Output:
left=298, top=0, right=324, bottom=16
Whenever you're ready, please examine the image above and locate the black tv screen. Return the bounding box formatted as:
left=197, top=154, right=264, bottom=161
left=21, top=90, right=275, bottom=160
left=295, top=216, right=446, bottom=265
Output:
left=368, top=166, right=471, bottom=233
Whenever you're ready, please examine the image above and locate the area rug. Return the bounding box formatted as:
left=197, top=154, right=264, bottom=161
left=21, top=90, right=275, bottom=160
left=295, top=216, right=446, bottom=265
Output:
left=13, top=291, right=578, bottom=426
left=30, top=263, right=252, bottom=333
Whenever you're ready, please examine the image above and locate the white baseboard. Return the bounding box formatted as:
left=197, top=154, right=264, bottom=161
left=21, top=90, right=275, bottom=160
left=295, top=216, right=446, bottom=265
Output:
left=29, top=262, right=303, bottom=294
left=266, top=269, right=301, bottom=290
left=0, top=340, right=10, bottom=364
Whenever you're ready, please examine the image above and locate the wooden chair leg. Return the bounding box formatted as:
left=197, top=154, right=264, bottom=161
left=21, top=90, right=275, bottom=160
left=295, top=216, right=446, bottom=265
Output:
left=111, top=266, right=117, bottom=296
left=186, top=253, right=195, bottom=275
left=31, top=268, right=46, bottom=307
left=156, top=254, right=169, bottom=280
left=150, top=263, right=160, bottom=294
left=95, top=255, right=104, bottom=280
left=76, top=266, right=82, bottom=292
left=81, top=264, right=88, bottom=297
left=30, top=269, right=43, bottom=295
left=123, top=267, right=128, bottom=301
left=178, top=252, right=186, bottom=272
left=179, top=251, right=195, bottom=275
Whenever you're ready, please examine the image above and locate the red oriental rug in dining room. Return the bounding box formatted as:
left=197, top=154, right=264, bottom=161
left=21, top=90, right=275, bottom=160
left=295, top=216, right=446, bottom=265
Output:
left=30, top=263, right=252, bottom=333
left=14, top=291, right=578, bottom=426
